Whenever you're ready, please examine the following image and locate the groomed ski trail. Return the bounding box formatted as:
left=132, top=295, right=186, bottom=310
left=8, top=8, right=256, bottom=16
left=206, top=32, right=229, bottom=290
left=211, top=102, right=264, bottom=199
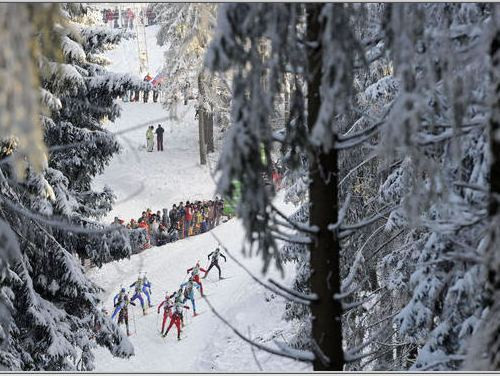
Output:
left=89, top=21, right=309, bottom=372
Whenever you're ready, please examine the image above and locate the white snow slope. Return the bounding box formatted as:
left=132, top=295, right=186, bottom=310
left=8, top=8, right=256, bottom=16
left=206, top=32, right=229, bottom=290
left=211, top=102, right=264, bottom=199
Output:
left=90, top=22, right=310, bottom=372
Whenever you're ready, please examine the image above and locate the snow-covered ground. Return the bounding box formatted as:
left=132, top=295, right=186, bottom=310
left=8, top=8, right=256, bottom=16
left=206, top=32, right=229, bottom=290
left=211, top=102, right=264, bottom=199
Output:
left=90, top=20, right=309, bottom=372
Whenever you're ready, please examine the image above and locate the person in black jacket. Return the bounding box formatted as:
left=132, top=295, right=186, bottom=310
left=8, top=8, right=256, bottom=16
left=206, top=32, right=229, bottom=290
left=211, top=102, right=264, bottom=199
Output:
left=155, top=124, right=165, bottom=151
left=168, top=204, right=178, bottom=231
left=203, top=248, right=227, bottom=280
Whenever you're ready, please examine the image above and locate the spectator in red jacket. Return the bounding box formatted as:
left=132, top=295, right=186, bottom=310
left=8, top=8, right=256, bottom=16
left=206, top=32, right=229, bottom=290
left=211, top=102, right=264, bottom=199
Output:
left=184, top=202, right=193, bottom=238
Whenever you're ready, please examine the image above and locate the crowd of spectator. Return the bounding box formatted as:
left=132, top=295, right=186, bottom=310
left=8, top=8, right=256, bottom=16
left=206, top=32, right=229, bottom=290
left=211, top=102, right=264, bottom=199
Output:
left=112, top=198, right=228, bottom=248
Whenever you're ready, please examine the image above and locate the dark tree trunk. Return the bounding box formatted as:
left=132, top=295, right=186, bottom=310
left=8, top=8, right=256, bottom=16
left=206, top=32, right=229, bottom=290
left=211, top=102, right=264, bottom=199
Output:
left=306, top=3, right=344, bottom=371
left=199, top=108, right=207, bottom=165
left=198, top=72, right=208, bottom=165
left=478, top=25, right=500, bottom=370
left=207, top=111, right=215, bottom=153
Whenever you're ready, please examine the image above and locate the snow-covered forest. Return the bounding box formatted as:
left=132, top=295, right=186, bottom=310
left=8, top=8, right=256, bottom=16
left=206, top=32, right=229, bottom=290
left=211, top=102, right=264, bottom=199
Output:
left=1, top=2, right=500, bottom=372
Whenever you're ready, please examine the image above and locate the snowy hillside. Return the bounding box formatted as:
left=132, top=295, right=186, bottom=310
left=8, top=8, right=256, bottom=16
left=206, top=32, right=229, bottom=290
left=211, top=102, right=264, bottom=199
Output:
left=90, top=20, right=308, bottom=372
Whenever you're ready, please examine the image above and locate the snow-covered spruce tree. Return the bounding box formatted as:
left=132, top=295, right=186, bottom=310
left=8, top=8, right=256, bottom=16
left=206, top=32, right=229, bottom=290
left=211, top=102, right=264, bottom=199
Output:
left=153, top=3, right=230, bottom=163
left=207, top=2, right=496, bottom=371
left=0, top=3, right=141, bottom=370
left=40, top=4, right=147, bottom=265
left=365, top=3, right=491, bottom=370
left=464, top=4, right=500, bottom=371
left=277, top=6, right=399, bottom=370
left=207, top=3, right=372, bottom=370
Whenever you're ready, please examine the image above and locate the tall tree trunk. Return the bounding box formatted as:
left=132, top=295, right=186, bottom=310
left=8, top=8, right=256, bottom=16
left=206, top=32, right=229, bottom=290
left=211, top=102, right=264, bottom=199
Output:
left=465, top=9, right=500, bottom=370
left=198, top=71, right=207, bottom=165
left=207, top=110, right=215, bottom=153
left=306, top=3, right=344, bottom=371
left=284, top=74, right=290, bottom=125
left=199, top=109, right=207, bottom=165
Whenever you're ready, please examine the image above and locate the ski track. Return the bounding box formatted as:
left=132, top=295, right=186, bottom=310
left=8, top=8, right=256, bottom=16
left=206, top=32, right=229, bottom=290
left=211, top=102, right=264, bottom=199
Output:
left=90, top=22, right=308, bottom=372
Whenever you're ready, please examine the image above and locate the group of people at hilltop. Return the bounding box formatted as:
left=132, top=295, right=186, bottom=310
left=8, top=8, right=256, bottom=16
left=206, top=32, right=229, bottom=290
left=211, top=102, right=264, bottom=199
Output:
left=112, top=198, right=228, bottom=248
left=124, top=73, right=163, bottom=104
left=111, top=248, right=227, bottom=340
left=102, top=7, right=157, bottom=29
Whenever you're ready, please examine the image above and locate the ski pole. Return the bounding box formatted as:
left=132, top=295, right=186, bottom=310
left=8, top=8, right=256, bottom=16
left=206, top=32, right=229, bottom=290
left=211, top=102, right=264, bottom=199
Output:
left=132, top=305, right=137, bottom=335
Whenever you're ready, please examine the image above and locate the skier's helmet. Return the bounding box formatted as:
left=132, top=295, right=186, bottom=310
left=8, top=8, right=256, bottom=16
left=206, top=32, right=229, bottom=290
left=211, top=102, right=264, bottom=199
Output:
left=121, top=287, right=126, bottom=293
left=196, top=260, right=200, bottom=266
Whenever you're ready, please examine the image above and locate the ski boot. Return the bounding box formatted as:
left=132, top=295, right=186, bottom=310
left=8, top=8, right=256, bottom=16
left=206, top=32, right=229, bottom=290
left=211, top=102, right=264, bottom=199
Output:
left=193, top=311, right=198, bottom=317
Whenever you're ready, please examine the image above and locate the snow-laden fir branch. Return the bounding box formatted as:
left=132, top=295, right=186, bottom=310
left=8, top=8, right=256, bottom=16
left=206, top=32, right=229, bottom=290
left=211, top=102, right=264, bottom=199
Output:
left=0, top=195, right=126, bottom=236
left=270, top=203, right=319, bottom=234
left=268, top=278, right=318, bottom=302
left=339, top=204, right=398, bottom=236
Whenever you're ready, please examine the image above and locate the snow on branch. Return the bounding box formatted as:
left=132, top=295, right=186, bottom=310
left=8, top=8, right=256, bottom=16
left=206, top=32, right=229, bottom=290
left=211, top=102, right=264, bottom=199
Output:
left=0, top=195, right=124, bottom=236
left=271, top=203, right=319, bottom=234
left=203, top=295, right=315, bottom=363
left=328, top=193, right=351, bottom=232
left=268, top=278, right=318, bottom=302
left=339, top=204, right=398, bottom=237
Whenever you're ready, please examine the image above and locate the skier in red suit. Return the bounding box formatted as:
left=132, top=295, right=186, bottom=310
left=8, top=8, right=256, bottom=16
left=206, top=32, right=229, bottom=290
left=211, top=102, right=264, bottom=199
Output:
left=162, top=301, right=190, bottom=340
left=157, top=292, right=173, bottom=334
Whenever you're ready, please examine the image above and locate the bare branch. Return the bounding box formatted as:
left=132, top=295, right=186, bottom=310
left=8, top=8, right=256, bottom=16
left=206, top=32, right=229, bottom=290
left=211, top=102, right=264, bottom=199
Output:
left=0, top=196, right=124, bottom=235
left=248, top=327, right=264, bottom=371
left=328, top=193, right=351, bottom=231
left=271, top=232, right=312, bottom=245
left=270, top=203, right=319, bottom=234
left=339, top=204, right=398, bottom=236
left=453, top=181, right=488, bottom=193
left=268, top=278, right=318, bottom=302
left=203, top=295, right=315, bottom=362
left=211, top=233, right=312, bottom=305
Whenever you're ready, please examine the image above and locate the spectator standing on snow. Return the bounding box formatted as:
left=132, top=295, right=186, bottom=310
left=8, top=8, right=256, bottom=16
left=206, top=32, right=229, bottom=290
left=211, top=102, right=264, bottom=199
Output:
left=184, top=202, right=193, bottom=238
left=143, top=73, right=153, bottom=103
left=127, top=8, right=135, bottom=29
left=146, top=126, right=154, bottom=152
left=113, top=8, right=119, bottom=28
left=168, top=204, right=178, bottom=232
left=155, top=124, right=164, bottom=151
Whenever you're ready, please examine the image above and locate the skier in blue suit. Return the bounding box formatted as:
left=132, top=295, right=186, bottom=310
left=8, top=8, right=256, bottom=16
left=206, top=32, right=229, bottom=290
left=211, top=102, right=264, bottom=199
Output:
left=111, top=288, right=127, bottom=319
left=142, top=275, right=153, bottom=308
left=180, top=276, right=201, bottom=316
left=130, top=277, right=147, bottom=315
left=111, top=288, right=133, bottom=336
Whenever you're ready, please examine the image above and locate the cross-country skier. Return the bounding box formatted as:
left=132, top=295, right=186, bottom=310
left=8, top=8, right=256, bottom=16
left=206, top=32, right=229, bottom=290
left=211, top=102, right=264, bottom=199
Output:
left=203, top=247, right=227, bottom=280
left=111, top=288, right=132, bottom=336
left=162, top=301, right=190, bottom=340
left=142, top=275, right=153, bottom=308
left=180, top=276, right=201, bottom=316
left=170, top=287, right=186, bottom=327
left=187, top=261, right=207, bottom=296
left=130, top=277, right=147, bottom=315
left=157, top=291, right=173, bottom=334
